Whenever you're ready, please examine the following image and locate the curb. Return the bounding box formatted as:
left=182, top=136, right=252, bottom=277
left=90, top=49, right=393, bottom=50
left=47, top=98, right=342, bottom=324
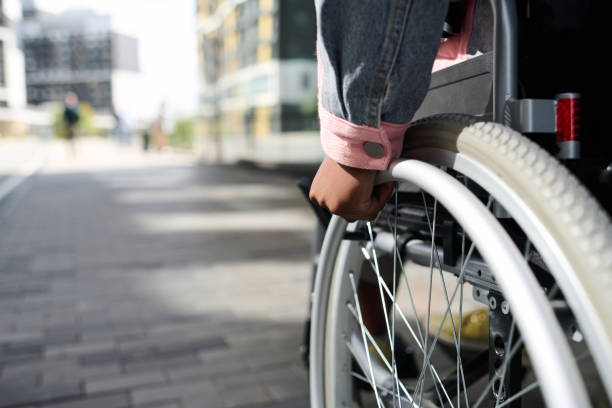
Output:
left=0, top=150, right=46, bottom=204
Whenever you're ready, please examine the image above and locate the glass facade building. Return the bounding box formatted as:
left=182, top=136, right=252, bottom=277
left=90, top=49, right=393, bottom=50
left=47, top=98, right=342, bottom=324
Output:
left=197, top=0, right=317, bottom=140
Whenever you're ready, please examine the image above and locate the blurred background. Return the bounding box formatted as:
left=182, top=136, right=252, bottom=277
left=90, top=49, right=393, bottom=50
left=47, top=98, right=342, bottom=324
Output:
left=0, top=0, right=321, bottom=406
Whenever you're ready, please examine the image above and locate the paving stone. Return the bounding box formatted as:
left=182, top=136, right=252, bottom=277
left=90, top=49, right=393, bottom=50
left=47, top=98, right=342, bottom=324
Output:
left=225, top=326, right=301, bottom=347
left=166, top=358, right=248, bottom=382
left=123, top=353, right=200, bottom=373
left=44, top=327, right=81, bottom=346
left=114, top=331, right=148, bottom=343
left=222, top=384, right=271, bottom=408
left=6, top=338, right=44, bottom=354
left=0, top=357, right=115, bottom=386
left=41, top=393, right=129, bottom=408
left=146, top=317, right=229, bottom=337
left=85, top=370, right=166, bottom=394
left=0, top=369, right=39, bottom=386
left=0, top=377, right=81, bottom=406
left=154, top=336, right=228, bottom=356
left=0, top=285, right=47, bottom=299
left=119, top=331, right=226, bottom=354
left=265, top=376, right=309, bottom=401
left=130, top=379, right=218, bottom=406
left=45, top=340, right=115, bottom=359
left=244, top=347, right=300, bottom=371
left=79, top=350, right=120, bottom=366
left=115, top=335, right=227, bottom=369
left=1, top=359, right=83, bottom=386
left=80, top=326, right=146, bottom=343
left=243, top=396, right=310, bottom=408
left=199, top=340, right=299, bottom=371
left=0, top=348, right=42, bottom=365
left=41, top=360, right=81, bottom=386
left=134, top=402, right=180, bottom=408
left=0, top=330, right=43, bottom=346
left=79, top=361, right=122, bottom=380
left=215, top=365, right=305, bottom=391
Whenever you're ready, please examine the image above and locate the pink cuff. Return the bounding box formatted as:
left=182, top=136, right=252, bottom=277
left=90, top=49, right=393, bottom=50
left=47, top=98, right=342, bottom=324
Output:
left=319, top=104, right=409, bottom=170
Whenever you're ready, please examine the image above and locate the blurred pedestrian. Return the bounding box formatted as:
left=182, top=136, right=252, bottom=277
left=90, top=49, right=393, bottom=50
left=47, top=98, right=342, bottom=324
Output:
left=152, top=103, right=168, bottom=151
left=142, top=129, right=151, bottom=151
left=112, top=106, right=131, bottom=146
left=63, top=92, right=80, bottom=155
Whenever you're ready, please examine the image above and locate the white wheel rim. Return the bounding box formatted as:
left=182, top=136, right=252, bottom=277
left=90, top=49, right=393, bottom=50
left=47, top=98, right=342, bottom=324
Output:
left=402, top=146, right=612, bottom=398
left=311, top=159, right=590, bottom=408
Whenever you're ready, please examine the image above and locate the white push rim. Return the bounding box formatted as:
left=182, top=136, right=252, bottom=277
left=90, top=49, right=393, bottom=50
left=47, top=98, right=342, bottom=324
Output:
left=311, top=159, right=589, bottom=407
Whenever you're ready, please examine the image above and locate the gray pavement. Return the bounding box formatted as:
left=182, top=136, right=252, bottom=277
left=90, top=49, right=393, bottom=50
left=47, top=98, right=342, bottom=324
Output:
left=0, top=139, right=316, bottom=407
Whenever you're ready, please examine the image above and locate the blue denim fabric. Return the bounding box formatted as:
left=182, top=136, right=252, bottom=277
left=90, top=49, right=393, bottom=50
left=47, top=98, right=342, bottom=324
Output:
left=315, top=0, right=449, bottom=127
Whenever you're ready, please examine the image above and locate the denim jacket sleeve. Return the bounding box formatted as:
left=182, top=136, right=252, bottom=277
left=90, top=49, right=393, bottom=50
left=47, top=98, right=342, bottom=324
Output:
left=315, top=0, right=449, bottom=170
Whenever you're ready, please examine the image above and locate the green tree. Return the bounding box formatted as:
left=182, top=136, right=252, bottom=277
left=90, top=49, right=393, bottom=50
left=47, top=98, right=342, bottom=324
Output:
left=169, top=117, right=196, bottom=150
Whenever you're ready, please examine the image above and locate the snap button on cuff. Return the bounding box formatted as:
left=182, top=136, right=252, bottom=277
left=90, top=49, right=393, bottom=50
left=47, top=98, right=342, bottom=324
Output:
left=363, top=142, right=384, bottom=158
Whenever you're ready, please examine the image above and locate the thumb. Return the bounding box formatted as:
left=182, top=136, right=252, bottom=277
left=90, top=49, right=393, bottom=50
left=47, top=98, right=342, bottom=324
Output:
left=365, top=182, right=394, bottom=218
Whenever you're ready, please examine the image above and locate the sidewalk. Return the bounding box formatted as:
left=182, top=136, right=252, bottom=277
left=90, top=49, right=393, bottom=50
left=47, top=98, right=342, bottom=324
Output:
left=0, top=137, right=46, bottom=202
left=0, top=138, right=315, bottom=407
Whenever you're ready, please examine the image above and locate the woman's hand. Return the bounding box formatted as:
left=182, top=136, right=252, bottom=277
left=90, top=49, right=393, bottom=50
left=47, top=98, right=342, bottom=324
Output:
left=309, top=156, right=394, bottom=222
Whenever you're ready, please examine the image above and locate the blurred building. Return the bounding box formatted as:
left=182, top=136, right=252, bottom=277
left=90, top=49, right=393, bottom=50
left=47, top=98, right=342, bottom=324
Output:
left=0, top=0, right=26, bottom=109
left=18, top=1, right=139, bottom=110
left=197, top=0, right=317, bottom=141
left=0, top=0, right=28, bottom=136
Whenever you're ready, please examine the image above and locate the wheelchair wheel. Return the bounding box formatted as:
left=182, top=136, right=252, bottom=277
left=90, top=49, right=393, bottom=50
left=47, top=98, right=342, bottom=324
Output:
left=309, top=117, right=612, bottom=407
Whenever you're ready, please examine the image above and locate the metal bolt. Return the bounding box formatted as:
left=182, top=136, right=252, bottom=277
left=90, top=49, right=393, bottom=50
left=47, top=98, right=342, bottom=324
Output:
left=489, top=296, right=497, bottom=310
left=493, top=379, right=506, bottom=400
left=501, top=300, right=510, bottom=314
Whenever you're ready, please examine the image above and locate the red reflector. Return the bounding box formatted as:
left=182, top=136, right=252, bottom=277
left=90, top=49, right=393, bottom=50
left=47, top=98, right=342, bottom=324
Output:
left=556, top=93, right=580, bottom=142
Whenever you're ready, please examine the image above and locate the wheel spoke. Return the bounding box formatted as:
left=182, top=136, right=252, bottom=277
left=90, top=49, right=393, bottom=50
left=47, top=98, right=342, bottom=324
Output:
left=366, top=221, right=400, bottom=405
left=347, top=303, right=394, bottom=373
left=366, top=222, right=395, bottom=345
left=348, top=271, right=385, bottom=408
left=458, top=227, right=467, bottom=408
left=414, top=195, right=495, bottom=407
left=346, top=302, right=416, bottom=404
left=350, top=370, right=414, bottom=405
left=358, top=243, right=423, bottom=352
left=365, top=215, right=445, bottom=407
left=493, top=320, right=517, bottom=408
left=473, top=282, right=561, bottom=408
left=418, top=193, right=438, bottom=407
left=381, top=220, right=456, bottom=408
left=492, top=239, right=532, bottom=408
left=495, top=381, right=539, bottom=408
left=432, top=255, right=470, bottom=407
left=356, top=223, right=454, bottom=407
left=495, top=350, right=590, bottom=408
left=473, top=329, right=523, bottom=408
left=416, top=195, right=457, bottom=408
left=391, top=187, right=402, bottom=406
left=408, top=238, right=479, bottom=408
left=385, top=217, right=426, bottom=346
